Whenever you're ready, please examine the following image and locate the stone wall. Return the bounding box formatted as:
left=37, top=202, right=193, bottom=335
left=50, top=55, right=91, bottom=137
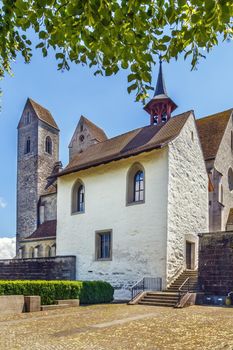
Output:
left=199, top=231, right=233, bottom=295
left=0, top=256, right=76, bottom=280
left=212, top=113, right=233, bottom=231
left=167, top=113, right=209, bottom=282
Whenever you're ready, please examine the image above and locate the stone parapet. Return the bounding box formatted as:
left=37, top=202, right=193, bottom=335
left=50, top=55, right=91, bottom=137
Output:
left=0, top=256, right=76, bottom=280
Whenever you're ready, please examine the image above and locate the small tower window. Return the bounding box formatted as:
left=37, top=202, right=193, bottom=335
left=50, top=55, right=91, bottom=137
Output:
left=25, top=137, right=31, bottom=154
left=228, top=168, right=233, bottom=192
left=231, top=131, right=233, bottom=151
left=25, top=112, right=31, bottom=125
left=80, top=124, right=84, bottom=132
left=45, top=136, right=52, bottom=154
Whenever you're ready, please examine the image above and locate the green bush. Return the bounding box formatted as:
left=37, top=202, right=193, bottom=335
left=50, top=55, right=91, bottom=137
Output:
left=0, top=280, right=114, bottom=305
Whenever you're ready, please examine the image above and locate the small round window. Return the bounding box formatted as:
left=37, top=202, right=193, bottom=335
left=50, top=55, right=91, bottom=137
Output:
left=79, top=135, right=85, bottom=142
left=228, top=168, right=233, bottom=191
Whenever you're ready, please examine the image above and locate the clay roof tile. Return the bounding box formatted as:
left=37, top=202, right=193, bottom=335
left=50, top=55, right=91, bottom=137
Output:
left=58, top=110, right=192, bottom=177
left=196, top=109, right=233, bottom=160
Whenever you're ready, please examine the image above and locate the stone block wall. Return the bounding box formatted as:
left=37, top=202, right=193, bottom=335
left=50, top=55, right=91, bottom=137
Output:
left=199, top=231, right=233, bottom=295
left=0, top=256, right=76, bottom=280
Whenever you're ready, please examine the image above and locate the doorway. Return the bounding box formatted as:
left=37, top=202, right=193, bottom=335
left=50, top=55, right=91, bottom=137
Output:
left=186, top=241, right=195, bottom=270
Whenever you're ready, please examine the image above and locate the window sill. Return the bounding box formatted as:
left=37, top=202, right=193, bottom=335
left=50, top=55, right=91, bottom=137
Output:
left=126, top=200, right=145, bottom=207
left=95, top=258, right=112, bottom=261
left=71, top=211, right=85, bottom=216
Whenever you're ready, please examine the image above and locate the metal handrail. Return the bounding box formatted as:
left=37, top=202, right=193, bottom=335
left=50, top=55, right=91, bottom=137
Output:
left=179, top=277, right=190, bottom=292
left=131, top=278, right=144, bottom=291
left=130, top=277, right=162, bottom=301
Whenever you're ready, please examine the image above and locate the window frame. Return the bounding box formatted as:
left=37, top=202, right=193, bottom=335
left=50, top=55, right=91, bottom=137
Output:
left=45, top=136, right=52, bottom=155
left=25, top=136, right=31, bottom=154
left=95, top=229, right=112, bottom=261
left=126, top=163, right=145, bottom=206
left=71, top=179, right=85, bottom=214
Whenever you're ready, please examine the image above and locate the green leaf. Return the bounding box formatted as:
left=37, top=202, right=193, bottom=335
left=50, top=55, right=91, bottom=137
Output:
left=127, top=83, right=137, bottom=93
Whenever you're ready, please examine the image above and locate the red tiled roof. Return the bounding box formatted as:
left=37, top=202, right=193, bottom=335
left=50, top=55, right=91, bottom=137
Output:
left=29, top=98, right=59, bottom=130
left=23, top=220, right=57, bottom=240
left=58, top=111, right=192, bottom=177
left=81, top=116, right=107, bottom=142
left=196, top=109, right=232, bottom=160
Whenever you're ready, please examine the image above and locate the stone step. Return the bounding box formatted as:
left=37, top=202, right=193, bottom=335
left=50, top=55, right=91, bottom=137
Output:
left=146, top=292, right=179, bottom=296
left=138, top=300, right=177, bottom=307
left=143, top=297, right=179, bottom=303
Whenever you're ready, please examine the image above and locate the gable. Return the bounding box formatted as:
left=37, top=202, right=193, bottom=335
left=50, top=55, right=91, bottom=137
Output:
left=18, top=98, right=59, bottom=131
left=196, top=109, right=233, bottom=161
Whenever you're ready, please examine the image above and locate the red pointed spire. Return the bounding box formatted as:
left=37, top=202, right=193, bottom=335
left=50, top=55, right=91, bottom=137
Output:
left=144, top=59, right=177, bottom=125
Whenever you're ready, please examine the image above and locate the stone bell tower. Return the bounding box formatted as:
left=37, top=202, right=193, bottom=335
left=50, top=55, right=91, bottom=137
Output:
left=16, top=98, right=59, bottom=252
left=144, top=59, right=177, bottom=125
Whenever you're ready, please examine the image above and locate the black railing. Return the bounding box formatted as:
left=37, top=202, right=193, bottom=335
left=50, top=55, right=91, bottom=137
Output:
left=131, top=277, right=162, bottom=300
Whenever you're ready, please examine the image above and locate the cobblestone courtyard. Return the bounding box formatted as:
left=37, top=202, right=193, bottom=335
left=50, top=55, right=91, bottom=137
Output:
left=1, top=303, right=233, bottom=349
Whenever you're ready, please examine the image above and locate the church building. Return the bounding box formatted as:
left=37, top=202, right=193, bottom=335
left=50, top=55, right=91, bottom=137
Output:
left=16, top=62, right=233, bottom=298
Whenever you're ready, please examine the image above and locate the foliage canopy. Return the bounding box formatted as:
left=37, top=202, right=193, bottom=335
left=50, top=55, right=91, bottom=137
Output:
left=0, top=0, right=233, bottom=100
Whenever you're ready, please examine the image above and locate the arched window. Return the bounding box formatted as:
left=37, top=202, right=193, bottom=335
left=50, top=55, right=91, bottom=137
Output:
left=28, top=247, right=35, bottom=258
left=25, top=137, right=31, bottom=154
left=45, top=245, right=52, bottom=257
left=72, top=180, right=85, bottom=213
left=25, top=111, right=31, bottom=125
left=51, top=244, right=56, bottom=257
left=127, top=163, right=145, bottom=204
left=134, top=171, right=144, bottom=202
left=45, top=136, right=52, bottom=154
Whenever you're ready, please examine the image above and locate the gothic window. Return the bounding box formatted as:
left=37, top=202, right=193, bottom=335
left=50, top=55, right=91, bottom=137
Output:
left=28, top=247, right=35, bottom=258
left=127, top=163, right=145, bottom=204
left=25, top=137, right=31, bottom=154
left=51, top=244, right=56, bottom=257
left=24, top=111, right=31, bottom=125
left=72, top=179, right=85, bottom=213
left=96, top=231, right=112, bottom=260
left=45, top=136, right=52, bottom=154
left=45, top=245, right=52, bottom=257
left=228, top=168, right=233, bottom=192
left=231, top=131, right=233, bottom=151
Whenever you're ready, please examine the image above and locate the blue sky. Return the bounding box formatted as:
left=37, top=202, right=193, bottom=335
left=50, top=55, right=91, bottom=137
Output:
left=0, top=40, right=233, bottom=237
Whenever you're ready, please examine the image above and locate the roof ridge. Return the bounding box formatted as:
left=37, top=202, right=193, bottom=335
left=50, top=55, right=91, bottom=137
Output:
left=84, top=110, right=192, bottom=147
left=197, top=108, right=233, bottom=122
left=81, top=115, right=107, bottom=135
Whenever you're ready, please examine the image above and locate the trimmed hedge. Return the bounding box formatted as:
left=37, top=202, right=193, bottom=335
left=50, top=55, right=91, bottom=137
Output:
left=0, top=280, right=114, bottom=305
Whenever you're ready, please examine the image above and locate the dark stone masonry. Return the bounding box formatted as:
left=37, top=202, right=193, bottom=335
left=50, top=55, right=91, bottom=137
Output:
left=199, top=231, right=233, bottom=295
left=0, top=256, right=76, bottom=280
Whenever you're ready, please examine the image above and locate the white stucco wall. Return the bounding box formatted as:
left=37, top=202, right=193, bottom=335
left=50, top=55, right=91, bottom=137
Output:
left=167, top=113, right=209, bottom=283
left=214, top=113, right=233, bottom=230
left=56, top=149, right=168, bottom=299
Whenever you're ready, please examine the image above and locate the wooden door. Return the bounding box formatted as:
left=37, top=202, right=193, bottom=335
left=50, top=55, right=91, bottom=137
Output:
left=186, top=242, right=192, bottom=270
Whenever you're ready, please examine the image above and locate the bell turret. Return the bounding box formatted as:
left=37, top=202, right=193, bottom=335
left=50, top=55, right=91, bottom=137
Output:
left=144, top=59, right=177, bottom=125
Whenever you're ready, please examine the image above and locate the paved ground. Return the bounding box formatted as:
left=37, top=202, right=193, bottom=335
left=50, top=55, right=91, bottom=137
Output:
left=1, top=303, right=233, bottom=349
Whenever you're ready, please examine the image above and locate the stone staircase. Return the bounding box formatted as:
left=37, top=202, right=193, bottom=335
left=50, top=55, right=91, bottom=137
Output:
left=134, top=270, right=198, bottom=307
left=138, top=291, right=179, bottom=307
left=166, top=269, right=198, bottom=292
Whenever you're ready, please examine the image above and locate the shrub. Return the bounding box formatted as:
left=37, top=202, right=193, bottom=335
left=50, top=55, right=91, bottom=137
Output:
left=0, top=280, right=114, bottom=305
